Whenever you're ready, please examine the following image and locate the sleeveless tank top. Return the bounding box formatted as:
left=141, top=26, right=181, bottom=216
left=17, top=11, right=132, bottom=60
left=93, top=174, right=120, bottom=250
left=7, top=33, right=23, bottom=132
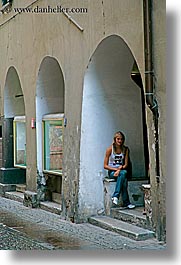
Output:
left=108, top=146, right=126, bottom=169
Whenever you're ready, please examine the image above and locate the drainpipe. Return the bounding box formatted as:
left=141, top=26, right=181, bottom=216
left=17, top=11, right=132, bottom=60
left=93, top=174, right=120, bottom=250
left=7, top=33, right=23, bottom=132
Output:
left=143, top=0, right=160, bottom=183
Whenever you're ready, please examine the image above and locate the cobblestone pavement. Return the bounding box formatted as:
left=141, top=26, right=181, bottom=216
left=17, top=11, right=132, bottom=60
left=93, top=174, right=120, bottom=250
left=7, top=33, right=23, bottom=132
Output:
left=0, top=196, right=166, bottom=250
left=0, top=223, right=52, bottom=250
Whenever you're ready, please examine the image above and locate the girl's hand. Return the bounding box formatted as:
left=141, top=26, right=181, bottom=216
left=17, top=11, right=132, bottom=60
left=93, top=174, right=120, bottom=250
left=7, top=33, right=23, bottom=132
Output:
left=114, top=169, right=120, bottom=177
left=118, top=165, right=123, bottom=170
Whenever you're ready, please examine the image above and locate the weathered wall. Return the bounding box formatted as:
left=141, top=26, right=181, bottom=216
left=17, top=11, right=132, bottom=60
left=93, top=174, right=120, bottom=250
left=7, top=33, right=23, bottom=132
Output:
left=0, top=0, right=89, bottom=193
left=0, top=0, right=146, bottom=216
left=0, top=0, right=166, bottom=240
left=149, top=0, right=166, bottom=241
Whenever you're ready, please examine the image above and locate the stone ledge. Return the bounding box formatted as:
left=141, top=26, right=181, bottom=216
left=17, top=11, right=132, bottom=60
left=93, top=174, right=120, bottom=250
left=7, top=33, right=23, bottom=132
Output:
left=0, top=183, right=16, bottom=196
left=4, top=191, right=24, bottom=203
left=40, top=201, right=61, bottom=215
left=103, top=178, right=149, bottom=215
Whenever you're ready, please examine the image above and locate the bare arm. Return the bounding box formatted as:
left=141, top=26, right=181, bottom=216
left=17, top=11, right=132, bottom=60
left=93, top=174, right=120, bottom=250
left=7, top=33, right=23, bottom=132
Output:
left=122, top=147, right=129, bottom=169
left=104, top=146, right=119, bottom=172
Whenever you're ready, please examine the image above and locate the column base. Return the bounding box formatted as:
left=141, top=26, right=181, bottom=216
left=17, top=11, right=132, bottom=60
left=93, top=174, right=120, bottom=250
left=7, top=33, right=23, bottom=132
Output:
left=23, top=191, right=39, bottom=208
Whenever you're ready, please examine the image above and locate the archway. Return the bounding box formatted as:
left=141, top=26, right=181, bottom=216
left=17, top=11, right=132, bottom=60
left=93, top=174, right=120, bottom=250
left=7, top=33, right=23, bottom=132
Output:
left=79, top=35, right=149, bottom=216
left=0, top=66, right=26, bottom=184
left=36, top=56, right=65, bottom=203
left=4, top=66, right=25, bottom=118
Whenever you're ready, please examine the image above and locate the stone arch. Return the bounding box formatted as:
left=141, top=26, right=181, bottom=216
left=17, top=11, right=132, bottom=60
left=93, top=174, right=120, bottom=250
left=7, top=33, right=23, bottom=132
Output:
left=79, top=35, right=148, bottom=216
left=36, top=56, right=65, bottom=200
left=4, top=66, right=25, bottom=118
left=0, top=66, right=26, bottom=184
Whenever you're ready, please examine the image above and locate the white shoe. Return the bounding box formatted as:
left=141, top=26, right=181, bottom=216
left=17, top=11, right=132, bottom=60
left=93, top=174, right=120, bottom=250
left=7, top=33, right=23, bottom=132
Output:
left=127, top=204, right=135, bottom=209
left=112, top=197, right=118, bottom=205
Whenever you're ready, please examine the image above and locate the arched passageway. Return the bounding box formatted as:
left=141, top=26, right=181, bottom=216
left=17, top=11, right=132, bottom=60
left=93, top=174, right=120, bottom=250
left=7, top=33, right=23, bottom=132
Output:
left=4, top=67, right=25, bottom=118
left=0, top=66, right=26, bottom=184
left=36, top=56, right=65, bottom=202
left=79, top=35, right=149, bottom=216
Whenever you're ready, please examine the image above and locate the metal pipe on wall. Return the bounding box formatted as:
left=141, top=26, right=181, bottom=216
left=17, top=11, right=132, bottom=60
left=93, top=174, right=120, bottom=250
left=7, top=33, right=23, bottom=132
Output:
left=143, top=0, right=160, bottom=182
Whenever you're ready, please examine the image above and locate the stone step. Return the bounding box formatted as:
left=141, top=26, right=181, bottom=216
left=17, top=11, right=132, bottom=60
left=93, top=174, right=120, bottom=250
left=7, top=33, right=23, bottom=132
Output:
left=88, top=216, right=155, bottom=241
left=110, top=207, right=152, bottom=230
left=16, top=184, right=26, bottom=193
left=4, top=190, right=62, bottom=215
left=103, top=178, right=148, bottom=215
left=0, top=183, right=16, bottom=195
left=40, top=201, right=62, bottom=215
left=4, top=191, right=24, bottom=203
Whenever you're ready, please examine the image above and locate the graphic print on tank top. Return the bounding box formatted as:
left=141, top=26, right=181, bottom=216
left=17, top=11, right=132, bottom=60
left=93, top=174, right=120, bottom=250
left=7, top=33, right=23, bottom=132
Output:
left=113, top=154, right=124, bottom=166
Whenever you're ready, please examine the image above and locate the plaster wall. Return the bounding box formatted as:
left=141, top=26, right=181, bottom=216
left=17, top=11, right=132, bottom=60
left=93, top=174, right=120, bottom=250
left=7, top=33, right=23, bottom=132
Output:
left=149, top=0, right=166, bottom=241
left=79, top=35, right=145, bottom=217
left=0, top=0, right=162, bottom=223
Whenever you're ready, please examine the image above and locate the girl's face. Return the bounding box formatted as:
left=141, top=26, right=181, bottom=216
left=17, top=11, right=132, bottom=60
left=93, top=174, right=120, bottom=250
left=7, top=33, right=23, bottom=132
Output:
left=115, top=135, right=124, bottom=146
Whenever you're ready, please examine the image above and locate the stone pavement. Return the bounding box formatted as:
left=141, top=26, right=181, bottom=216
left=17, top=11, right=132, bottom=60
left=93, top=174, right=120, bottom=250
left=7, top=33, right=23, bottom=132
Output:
left=0, top=223, right=52, bottom=250
left=0, top=196, right=166, bottom=250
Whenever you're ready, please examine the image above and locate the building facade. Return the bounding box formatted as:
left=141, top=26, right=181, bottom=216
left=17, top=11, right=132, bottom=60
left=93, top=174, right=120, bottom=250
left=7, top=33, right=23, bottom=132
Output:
left=0, top=0, right=166, bottom=241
